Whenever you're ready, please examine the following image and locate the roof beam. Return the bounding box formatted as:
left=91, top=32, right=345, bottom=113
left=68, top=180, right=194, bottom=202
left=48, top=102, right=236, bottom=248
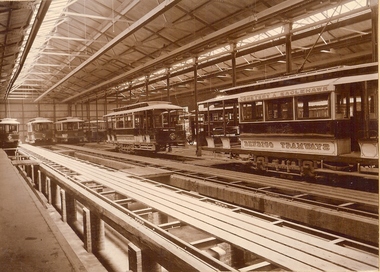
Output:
left=35, top=0, right=182, bottom=102
left=63, top=0, right=318, bottom=103
left=5, top=0, right=52, bottom=99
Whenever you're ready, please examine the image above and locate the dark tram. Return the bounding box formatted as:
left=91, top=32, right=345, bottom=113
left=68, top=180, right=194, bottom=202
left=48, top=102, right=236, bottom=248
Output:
left=0, top=117, right=20, bottom=148
left=54, top=117, right=86, bottom=144
left=104, top=101, right=187, bottom=152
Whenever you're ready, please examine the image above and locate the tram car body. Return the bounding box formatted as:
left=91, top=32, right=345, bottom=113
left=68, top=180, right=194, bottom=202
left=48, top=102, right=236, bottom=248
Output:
left=238, top=73, right=378, bottom=176
left=197, top=95, right=240, bottom=148
left=84, top=120, right=107, bottom=142
left=198, top=63, right=378, bottom=180
left=55, top=117, right=85, bottom=144
left=0, top=118, right=20, bottom=148
left=25, top=117, right=54, bottom=145
left=104, top=101, right=187, bottom=152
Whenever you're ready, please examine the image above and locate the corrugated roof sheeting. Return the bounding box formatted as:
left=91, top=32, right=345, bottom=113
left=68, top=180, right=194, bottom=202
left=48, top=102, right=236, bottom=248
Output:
left=0, top=0, right=376, bottom=104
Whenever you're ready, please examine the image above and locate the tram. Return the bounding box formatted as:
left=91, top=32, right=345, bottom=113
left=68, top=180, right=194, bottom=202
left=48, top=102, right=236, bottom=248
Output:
left=0, top=118, right=20, bottom=148
left=54, top=117, right=85, bottom=144
left=25, top=117, right=54, bottom=145
left=104, top=101, right=187, bottom=152
left=84, top=120, right=107, bottom=142
left=197, top=95, right=240, bottom=147
left=197, top=62, right=378, bottom=180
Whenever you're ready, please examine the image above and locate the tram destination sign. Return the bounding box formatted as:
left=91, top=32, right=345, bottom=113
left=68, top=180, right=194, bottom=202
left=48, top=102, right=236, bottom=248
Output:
left=240, top=137, right=350, bottom=156
left=238, top=84, right=334, bottom=102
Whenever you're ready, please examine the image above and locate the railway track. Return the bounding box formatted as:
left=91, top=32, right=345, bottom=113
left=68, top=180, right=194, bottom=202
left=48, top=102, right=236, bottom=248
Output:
left=54, top=144, right=378, bottom=221
left=16, top=144, right=379, bottom=271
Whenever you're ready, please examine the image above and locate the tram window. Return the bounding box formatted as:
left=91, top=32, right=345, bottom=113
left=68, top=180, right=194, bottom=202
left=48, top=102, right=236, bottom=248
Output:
left=115, top=116, right=124, bottom=128
left=335, top=91, right=350, bottom=118
left=297, top=94, right=330, bottom=119
left=240, top=101, right=263, bottom=122
left=65, top=122, right=78, bottom=130
left=4, top=125, right=12, bottom=132
left=134, top=115, right=141, bottom=128
left=266, top=98, right=293, bottom=121
left=125, top=115, right=132, bottom=128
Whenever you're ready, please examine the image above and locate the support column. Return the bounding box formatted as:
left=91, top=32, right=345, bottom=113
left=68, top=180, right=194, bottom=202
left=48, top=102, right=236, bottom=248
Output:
left=166, top=68, right=170, bottom=100
left=128, top=242, right=142, bottom=272
left=50, top=182, right=58, bottom=208
left=128, top=242, right=161, bottom=272
left=31, top=165, right=35, bottom=184
left=61, top=189, right=76, bottom=224
left=90, top=212, right=105, bottom=252
left=370, top=0, right=378, bottom=62
left=285, top=21, right=293, bottom=73
left=96, top=95, right=99, bottom=143
left=61, top=189, right=67, bottom=222
left=46, top=177, right=52, bottom=204
left=38, top=170, right=42, bottom=191
left=55, top=185, right=61, bottom=210
left=194, top=56, right=202, bottom=157
left=83, top=207, right=92, bottom=252
left=231, top=42, right=237, bottom=87
left=145, top=75, right=150, bottom=100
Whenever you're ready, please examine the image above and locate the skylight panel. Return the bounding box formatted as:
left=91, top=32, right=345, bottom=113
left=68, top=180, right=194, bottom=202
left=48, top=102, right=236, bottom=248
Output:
left=293, top=0, right=367, bottom=30
left=11, top=0, right=73, bottom=93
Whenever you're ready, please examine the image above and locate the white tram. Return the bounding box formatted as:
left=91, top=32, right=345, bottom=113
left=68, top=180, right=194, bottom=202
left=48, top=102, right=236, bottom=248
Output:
left=25, top=117, right=54, bottom=145
left=197, top=63, right=378, bottom=180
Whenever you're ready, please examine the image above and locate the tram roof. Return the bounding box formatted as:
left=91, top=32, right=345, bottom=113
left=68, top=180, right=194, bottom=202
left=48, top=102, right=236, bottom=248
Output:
left=238, top=73, right=378, bottom=102
left=56, top=117, right=85, bottom=123
left=200, top=72, right=378, bottom=104
left=104, top=103, right=184, bottom=117
left=27, top=117, right=53, bottom=124
left=0, top=118, right=20, bottom=124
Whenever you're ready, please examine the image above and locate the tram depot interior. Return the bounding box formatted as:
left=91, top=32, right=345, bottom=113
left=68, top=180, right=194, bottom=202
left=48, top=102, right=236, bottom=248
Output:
left=0, top=0, right=379, bottom=272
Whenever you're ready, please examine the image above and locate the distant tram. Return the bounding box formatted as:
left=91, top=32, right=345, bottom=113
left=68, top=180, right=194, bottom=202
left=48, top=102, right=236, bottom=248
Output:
left=25, top=117, right=54, bottom=145
left=104, top=101, right=187, bottom=152
left=0, top=118, right=20, bottom=148
left=55, top=117, right=85, bottom=144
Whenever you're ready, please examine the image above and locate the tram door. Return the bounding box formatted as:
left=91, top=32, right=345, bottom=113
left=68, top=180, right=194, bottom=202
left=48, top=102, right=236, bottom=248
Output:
left=349, top=81, right=378, bottom=152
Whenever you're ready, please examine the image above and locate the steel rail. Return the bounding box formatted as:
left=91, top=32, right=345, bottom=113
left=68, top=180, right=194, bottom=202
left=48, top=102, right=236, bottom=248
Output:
left=55, top=144, right=378, bottom=219
left=18, top=144, right=379, bottom=271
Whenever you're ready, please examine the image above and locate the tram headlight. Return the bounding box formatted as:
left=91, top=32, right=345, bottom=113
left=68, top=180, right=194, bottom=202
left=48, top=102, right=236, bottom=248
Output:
left=169, top=133, right=176, bottom=140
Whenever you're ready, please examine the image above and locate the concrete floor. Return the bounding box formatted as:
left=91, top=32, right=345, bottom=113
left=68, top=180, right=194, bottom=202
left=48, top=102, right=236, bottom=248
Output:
left=0, top=150, right=99, bottom=272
